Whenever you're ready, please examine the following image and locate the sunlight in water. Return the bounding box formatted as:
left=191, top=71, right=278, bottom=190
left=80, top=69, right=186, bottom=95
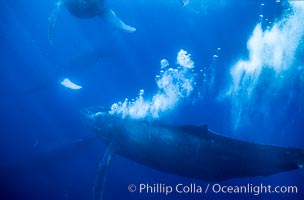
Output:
left=226, top=2, right=304, bottom=129
left=109, top=49, right=195, bottom=119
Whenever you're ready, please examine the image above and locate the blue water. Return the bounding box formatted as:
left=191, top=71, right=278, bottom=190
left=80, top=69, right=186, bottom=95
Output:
left=0, top=0, right=303, bottom=199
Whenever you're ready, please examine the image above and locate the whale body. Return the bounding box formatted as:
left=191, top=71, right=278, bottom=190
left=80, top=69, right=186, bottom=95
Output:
left=48, top=0, right=136, bottom=42
left=83, top=107, right=304, bottom=183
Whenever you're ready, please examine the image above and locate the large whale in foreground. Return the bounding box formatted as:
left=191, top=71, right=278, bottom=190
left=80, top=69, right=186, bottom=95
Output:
left=82, top=107, right=304, bottom=200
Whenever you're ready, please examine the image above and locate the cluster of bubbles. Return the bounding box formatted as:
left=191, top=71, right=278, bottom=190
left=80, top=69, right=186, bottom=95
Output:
left=109, top=49, right=196, bottom=119
left=226, top=2, right=304, bottom=128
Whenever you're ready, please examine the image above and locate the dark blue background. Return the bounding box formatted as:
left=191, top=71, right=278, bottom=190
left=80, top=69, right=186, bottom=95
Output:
left=0, top=0, right=303, bottom=199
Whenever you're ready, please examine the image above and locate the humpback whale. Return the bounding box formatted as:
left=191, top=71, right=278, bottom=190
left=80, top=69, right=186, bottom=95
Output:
left=48, top=0, right=136, bottom=42
left=82, top=107, right=304, bottom=200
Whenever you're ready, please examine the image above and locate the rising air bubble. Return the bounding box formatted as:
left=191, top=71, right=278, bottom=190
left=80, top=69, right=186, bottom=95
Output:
left=109, top=49, right=196, bottom=119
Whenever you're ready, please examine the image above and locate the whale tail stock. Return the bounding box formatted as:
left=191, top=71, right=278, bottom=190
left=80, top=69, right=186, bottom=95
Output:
left=296, top=149, right=304, bottom=171
left=100, top=8, right=136, bottom=33
left=299, top=152, right=304, bottom=171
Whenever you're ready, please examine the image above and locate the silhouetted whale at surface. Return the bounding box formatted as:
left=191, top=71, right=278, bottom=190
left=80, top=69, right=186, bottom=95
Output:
left=48, top=0, right=136, bottom=42
left=82, top=107, right=304, bottom=200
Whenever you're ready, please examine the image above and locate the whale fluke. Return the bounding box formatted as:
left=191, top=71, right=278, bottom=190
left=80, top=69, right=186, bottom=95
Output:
left=179, top=0, right=190, bottom=7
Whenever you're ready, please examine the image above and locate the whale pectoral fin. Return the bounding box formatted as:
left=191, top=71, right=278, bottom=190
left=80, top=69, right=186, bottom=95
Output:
left=93, top=146, right=114, bottom=200
left=100, top=8, right=136, bottom=33
left=48, top=0, right=63, bottom=43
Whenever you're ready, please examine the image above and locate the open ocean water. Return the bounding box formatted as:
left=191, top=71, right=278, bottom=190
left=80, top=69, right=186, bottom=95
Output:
left=0, top=0, right=304, bottom=199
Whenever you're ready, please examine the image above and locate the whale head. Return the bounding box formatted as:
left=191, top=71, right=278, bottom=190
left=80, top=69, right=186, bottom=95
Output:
left=81, top=106, right=126, bottom=143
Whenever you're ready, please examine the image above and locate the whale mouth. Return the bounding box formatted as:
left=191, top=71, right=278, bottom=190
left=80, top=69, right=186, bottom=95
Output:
left=81, top=106, right=108, bottom=117
left=81, top=106, right=116, bottom=142
left=80, top=106, right=109, bottom=128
